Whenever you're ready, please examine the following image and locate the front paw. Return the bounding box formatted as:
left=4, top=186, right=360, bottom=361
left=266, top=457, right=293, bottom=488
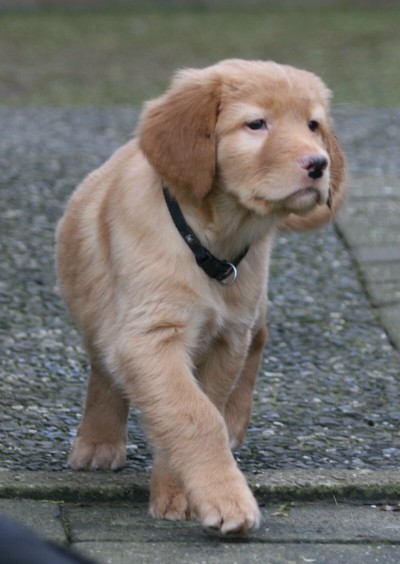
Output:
left=189, top=469, right=260, bottom=534
left=68, top=436, right=126, bottom=471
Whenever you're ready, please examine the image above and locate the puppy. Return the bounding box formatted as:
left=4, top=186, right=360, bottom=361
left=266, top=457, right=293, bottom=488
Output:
left=56, top=59, right=345, bottom=534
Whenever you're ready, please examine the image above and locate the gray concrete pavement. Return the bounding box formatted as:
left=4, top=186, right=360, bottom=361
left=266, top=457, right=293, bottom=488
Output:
left=1, top=107, right=399, bottom=561
left=336, top=176, right=400, bottom=350
left=1, top=492, right=400, bottom=563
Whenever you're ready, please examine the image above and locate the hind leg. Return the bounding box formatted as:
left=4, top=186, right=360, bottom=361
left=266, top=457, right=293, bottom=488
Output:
left=150, top=450, right=190, bottom=521
left=224, top=324, right=267, bottom=450
left=68, top=363, right=130, bottom=470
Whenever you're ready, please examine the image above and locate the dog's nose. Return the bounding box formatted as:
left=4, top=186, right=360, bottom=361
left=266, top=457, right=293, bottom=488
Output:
left=301, top=155, right=328, bottom=180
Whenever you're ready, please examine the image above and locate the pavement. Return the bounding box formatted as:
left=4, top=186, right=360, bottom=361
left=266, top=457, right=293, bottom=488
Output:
left=0, top=106, right=399, bottom=562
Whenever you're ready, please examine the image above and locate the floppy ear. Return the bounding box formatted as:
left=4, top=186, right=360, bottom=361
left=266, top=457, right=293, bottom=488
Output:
left=138, top=68, right=220, bottom=200
left=283, top=131, right=346, bottom=231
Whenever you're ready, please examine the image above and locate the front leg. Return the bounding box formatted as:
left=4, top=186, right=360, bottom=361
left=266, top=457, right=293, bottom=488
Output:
left=113, top=328, right=260, bottom=534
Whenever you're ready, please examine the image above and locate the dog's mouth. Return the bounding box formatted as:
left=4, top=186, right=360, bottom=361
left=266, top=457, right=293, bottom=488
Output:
left=281, top=186, right=322, bottom=211
left=252, top=186, right=324, bottom=215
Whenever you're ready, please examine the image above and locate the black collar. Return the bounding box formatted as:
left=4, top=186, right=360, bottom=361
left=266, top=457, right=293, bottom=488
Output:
left=163, top=187, right=248, bottom=287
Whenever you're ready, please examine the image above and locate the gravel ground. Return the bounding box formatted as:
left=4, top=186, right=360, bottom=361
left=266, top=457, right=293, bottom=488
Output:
left=0, top=106, right=399, bottom=473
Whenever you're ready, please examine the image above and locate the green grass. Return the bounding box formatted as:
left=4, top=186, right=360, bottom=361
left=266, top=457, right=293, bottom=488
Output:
left=0, top=6, right=399, bottom=106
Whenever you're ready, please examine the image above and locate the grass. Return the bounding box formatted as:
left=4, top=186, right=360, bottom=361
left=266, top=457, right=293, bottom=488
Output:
left=0, top=6, right=399, bottom=107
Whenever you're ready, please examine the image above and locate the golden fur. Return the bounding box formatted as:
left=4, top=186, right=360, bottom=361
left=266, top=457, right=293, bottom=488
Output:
left=56, top=59, right=345, bottom=534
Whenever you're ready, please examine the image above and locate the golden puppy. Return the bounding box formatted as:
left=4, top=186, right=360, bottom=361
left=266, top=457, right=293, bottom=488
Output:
left=56, top=59, right=345, bottom=534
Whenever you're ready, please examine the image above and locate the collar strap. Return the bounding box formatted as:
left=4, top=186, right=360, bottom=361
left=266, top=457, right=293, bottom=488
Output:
left=163, top=187, right=248, bottom=287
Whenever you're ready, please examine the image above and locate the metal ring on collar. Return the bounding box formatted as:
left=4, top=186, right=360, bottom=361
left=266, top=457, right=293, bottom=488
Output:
left=218, top=263, right=238, bottom=287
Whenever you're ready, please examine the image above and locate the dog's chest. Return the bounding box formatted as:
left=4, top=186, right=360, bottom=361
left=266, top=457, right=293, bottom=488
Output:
left=191, top=288, right=257, bottom=366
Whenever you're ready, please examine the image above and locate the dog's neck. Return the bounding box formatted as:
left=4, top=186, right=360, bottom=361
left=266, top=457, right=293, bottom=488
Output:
left=175, top=188, right=279, bottom=263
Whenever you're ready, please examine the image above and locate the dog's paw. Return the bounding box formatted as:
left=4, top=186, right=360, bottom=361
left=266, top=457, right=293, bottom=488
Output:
left=190, top=470, right=260, bottom=534
left=150, top=467, right=190, bottom=521
left=68, top=437, right=126, bottom=471
left=150, top=488, right=190, bottom=521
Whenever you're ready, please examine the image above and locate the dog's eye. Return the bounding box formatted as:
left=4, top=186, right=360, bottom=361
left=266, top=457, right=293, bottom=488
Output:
left=308, top=120, right=319, bottom=132
left=247, top=119, right=267, bottom=131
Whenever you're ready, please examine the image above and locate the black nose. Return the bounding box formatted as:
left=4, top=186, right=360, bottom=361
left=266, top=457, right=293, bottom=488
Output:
left=306, top=155, right=328, bottom=180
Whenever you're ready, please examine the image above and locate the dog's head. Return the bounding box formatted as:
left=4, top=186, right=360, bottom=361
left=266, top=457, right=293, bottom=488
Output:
left=138, top=59, right=345, bottom=229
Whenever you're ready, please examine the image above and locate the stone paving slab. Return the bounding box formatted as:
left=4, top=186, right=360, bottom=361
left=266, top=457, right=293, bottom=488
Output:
left=350, top=245, right=400, bottom=264
left=76, top=542, right=400, bottom=564
left=64, top=500, right=400, bottom=544
left=337, top=200, right=400, bottom=248
left=336, top=177, right=400, bottom=251
left=2, top=469, right=400, bottom=504
left=344, top=177, right=399, bottom=201
left=0, top=469, right=148, bottom=502
left=358, top=263, right=400, bottom=285
left=335, top=176, right=400, bottom=350
left=1, top=495, right=400, bottom=564
left=379, top=305, right=400, bottom=351
left=1, top=470, right=400, bottom=562
left=0, top=498, right=66, bottom=543
left=365, top=281, right=400, bottom=308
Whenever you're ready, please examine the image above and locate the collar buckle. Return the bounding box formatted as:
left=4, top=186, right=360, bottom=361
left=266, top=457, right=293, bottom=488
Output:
left=218, top=262, right=238, bottom=287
